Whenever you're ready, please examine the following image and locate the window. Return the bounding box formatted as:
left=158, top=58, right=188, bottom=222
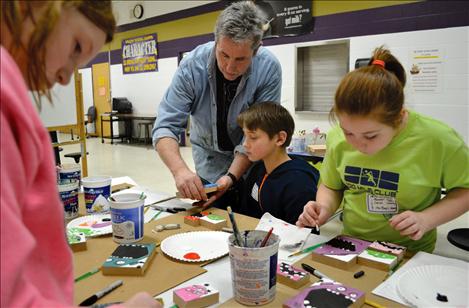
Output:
left=296, top=41, right=349, bottom=113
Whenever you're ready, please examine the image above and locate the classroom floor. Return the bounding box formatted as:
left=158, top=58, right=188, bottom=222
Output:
left=59, top=134, right=469, bottom=261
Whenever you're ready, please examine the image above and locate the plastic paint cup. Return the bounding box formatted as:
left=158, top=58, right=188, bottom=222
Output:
left=290, top=136, right=306, bottom=152
left=58, top=180, right=79, bottom=220
left=82, top=176, right=112, bottom=213
left=109, top=193, right=145, bottom=244
left=228, top=230, right=280, bottom=306
left=58, top=163, right=81, bottom=185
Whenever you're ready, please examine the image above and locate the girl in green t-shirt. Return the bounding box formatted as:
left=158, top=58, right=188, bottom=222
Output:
left=296, top=46, right=469, bottom=252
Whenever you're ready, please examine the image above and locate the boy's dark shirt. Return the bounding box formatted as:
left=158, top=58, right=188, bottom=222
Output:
left=239, top=157, right=319, bottom=224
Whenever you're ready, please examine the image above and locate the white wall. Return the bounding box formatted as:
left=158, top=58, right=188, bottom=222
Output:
left=79, top=68, right=93, bottom=114
left=38, top=74, right=77, bottom=127
left=80, top=26, right=469, bottom=143
left=109, top=57, right=177, bottom=114
left=112, top=1, right=216, bottom=26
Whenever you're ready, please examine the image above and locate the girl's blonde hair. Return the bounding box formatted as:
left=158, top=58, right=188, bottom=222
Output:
left=1, top=1, right=115, bottom=108
left=332, top=46, right=406, bottom=128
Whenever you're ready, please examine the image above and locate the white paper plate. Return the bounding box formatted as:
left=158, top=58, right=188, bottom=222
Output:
left=397, top=265, right=468, bottom=307
left=161, top=231, right=230, bottom=262
left=66, top=214, right=112, bottom=237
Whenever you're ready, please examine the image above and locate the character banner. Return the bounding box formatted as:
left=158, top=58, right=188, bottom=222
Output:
left=122, top=33, right=158, bottom=74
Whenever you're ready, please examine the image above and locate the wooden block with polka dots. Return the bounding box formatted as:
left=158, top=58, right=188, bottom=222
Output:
left=277, top=262, right=310, bottom=289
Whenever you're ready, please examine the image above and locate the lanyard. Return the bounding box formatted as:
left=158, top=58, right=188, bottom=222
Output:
left=258, top=173, right=269, bottom=212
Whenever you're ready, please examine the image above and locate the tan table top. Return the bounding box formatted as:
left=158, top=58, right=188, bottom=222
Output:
left=73, top=196, right=404, bottom=307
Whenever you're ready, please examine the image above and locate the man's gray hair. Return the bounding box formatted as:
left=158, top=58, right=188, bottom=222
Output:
left=214, top=1, right=267, bottom=50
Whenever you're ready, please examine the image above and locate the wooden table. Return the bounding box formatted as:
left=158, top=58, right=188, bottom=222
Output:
left=73, top=205, right=405, bottom=307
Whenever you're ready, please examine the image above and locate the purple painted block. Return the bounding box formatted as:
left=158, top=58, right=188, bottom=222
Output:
left=283, top=280, right=365, bottom=308
left=314, top=235, right=370, bottom=256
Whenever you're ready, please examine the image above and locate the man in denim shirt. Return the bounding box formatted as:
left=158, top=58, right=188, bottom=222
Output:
left=153, top=1, right=282, bottom=207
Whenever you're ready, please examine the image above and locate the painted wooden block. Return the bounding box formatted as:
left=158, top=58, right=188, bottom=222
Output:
left=176, top=184, right=219, bottom=198
left=357, top=248, right=398, bottom=271
left=67, top=228, right=87, bottom=252
left=368, top=241, right=406, bottom=261
left=173, top=283, right=219, bottom=308
left=277, top=262, right=310, bottom=289
left=184, top=215, right=201, bottom=227
left=199, top=214, right=227, bottom=230
left=311, top=235, right=371, bottom=270
left=283, top=280, right=365, bottom=308
left=102, top=243, right=156, bottom=276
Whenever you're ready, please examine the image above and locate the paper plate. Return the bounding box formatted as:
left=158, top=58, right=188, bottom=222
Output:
left=161, top=231, right=230, bottom=262
left=66, top=214, right=112, bottom=237
left=397, top=265, right=468, bottom=307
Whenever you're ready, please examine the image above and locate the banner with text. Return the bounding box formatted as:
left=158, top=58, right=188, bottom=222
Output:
left=122, top=33, right=158, bottom=74
left=254, top=1, right=313, bottom=38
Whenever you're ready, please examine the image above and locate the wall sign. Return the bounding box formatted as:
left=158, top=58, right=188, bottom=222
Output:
left=122, top=33, right=158, bottom=74
left=254, top=1, right=313, bottom=38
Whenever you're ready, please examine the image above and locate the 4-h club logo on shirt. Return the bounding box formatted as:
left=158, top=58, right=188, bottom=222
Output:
left=344, top=166, right=399, bottom=196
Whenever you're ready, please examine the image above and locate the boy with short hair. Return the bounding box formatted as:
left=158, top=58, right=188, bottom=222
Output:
left=237, top=102, right=319, bottom=224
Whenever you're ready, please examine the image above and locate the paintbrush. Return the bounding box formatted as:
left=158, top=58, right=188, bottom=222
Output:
left=227, top=206, right=242, bottom=246
left=260, top=227, right=274, bottom=247
left=288, top=242, right=324, bottom=258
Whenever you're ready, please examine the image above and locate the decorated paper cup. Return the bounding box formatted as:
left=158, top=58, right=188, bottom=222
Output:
left=58, top=163, right=81, bottom=185
left=228, top=230, right=280, bottom=306
left=58, top=180, right=79, bottom=220
left=109, top=192, right=145, bottom=244
left=82, top=176, right=112, bottom=213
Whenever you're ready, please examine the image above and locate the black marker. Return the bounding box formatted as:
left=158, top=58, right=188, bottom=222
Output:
left=301, top=263, right=333, bottom=280
left=79, top=280, right=123, bottom=306
left=354, top=270, right=365, bottom=279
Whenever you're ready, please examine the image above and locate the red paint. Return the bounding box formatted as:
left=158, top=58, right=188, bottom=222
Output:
left=184, top=252, right=200, bottom=260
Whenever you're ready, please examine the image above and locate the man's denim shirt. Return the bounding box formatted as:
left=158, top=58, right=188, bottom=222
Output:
left=152, top=41, right=282, bottom=183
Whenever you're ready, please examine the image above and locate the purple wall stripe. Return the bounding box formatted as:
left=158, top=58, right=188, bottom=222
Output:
left=84, top=1, right=469, bottom=68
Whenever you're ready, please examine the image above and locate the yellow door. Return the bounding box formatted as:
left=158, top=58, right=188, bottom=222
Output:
left=92, top=62, right=111, bottom=137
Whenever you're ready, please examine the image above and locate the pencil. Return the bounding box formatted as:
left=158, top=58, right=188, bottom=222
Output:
left=74, top=267, right=100, bottom=282
left=260, top=227, right=274, bottom=247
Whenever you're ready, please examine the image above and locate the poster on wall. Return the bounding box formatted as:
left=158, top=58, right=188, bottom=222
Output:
left=230, top=1, right=313, bottom=38
left=122, top=33, right=158, bottom=74
left=409, top=47, right=443, bottom=93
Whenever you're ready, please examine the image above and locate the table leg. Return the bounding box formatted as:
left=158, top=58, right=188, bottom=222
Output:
left=101, top=115, right=104, bottom=143
left=110, top=116, right=114, bottom=145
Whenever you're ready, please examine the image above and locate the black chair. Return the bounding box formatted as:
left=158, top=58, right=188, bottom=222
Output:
left=64, top=151, right=89, bottom=164
left=447, top=228, right=469, bottom=251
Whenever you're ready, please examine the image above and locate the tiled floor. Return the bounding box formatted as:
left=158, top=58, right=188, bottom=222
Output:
left=59, top=134, right=468, bottom=261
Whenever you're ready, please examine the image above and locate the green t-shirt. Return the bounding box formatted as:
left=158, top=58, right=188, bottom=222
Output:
left=321, top=110, right=469, bottom=252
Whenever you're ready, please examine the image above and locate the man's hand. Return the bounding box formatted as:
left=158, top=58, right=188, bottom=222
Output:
left=174, top=169, right=207, bottom=201
left=194, top=175, right=233, bottom=208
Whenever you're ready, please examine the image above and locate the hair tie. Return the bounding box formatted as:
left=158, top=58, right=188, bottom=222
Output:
left=372, top=59, right=385, bottom=68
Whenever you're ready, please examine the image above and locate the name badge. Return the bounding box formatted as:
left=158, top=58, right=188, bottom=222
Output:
left=366, top=194, right=398, bottom=214
left=251, top=183, right=259, bottom=202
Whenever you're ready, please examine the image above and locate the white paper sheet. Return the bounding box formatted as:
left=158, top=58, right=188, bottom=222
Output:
left=255, top=213, right=334, bottom=264
left=372, top=251, right=469, bottom=305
